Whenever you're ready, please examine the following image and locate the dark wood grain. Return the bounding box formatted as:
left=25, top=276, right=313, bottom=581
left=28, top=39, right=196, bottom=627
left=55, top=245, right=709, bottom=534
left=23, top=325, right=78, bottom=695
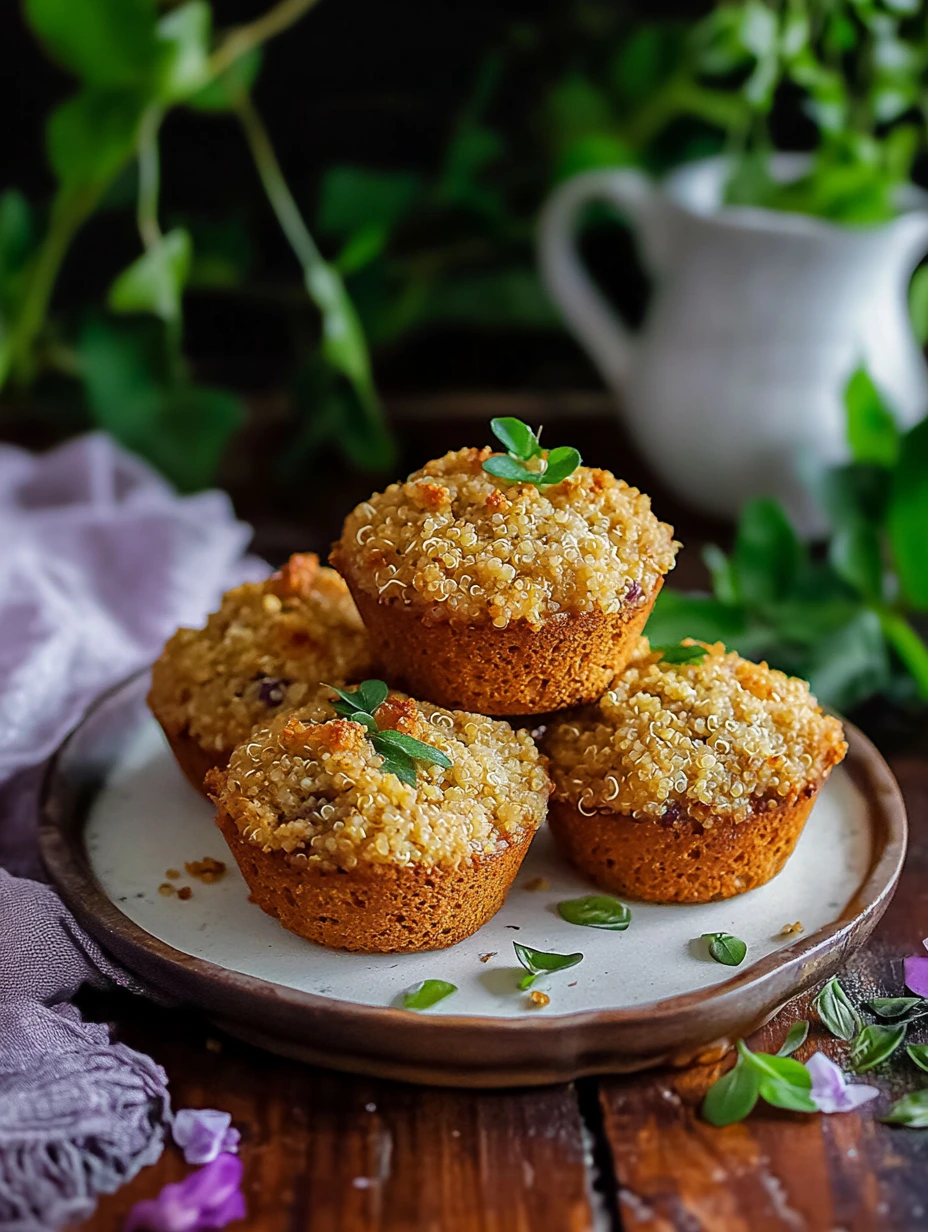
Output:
left=81, top=997, right=595, bottom=1232
left=598, top=757, right=928, bottom=1232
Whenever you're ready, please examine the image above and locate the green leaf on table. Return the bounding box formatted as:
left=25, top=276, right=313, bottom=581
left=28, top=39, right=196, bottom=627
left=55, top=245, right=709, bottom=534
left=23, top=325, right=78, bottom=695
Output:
left=906, top=1044, right=928, bottom=1074
left=869, top=997, right=926, bottom=1019
left=513, top=943, right=583, bottom=990
left=850, top=1022, right=907, bottom=1072
left=814, top=977, right=861, bottom=1041
left=888, top=418, right=928, bottom=610
left=557, top=895, right=631, bottom=931
left=186, top=48, right=263, bottom=112
left=733, top=499, right=804, bottom=608
left=403, top=979, right=457, bottom=1011
left=702, top=932, right=747, bottom=966
left=702, top=1054, right=761, bottom=1126
left=47, top=89, right=144, bottom=190
left=373, top=730, right=452, bottom=769
left=909, top=264, right=928, bottom=346
left=882, top=1089, right=928, bottom=1127
left=155, top=0, right=211, bottom=102
left=777, top=1020, right=810, bottom=1057
left=109, top=227, right=191, bottom=322
left=490, top=416, right=541, bottom=461
left=655, top=643, right=711, bottom=666
left=739, top=1042, right=817, bottom=1112
left=844, top=366, right=900, bottom=468
left=25, top=0, right=159, bottom=89
left=317, top=166, right=420, bottom=237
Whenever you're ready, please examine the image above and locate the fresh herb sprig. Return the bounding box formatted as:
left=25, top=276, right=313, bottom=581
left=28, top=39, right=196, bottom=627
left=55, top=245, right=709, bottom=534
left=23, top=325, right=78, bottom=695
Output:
left=482, top=417, right=581, bottom=489
left=814, top=977, right=861, bottom=1041
left=403, top=979, right=457, bottom=1011
left=513, top=942, right=583, bottom=990
left=702, top=1040, right=817, bottom=1126
left=326, top=680, right=452, bottom=787
left=653, top=642, right=711, bottom=666
left=557, top=895, right=631, bottom=931
left=703, top=932, right=747, bottom=967
left=850, top=1022, right=908, bottom=1073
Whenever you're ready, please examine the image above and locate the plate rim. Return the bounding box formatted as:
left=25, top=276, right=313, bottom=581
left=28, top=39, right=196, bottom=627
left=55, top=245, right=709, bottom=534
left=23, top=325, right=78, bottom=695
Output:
left=39, top=671, right=908, bottom=1073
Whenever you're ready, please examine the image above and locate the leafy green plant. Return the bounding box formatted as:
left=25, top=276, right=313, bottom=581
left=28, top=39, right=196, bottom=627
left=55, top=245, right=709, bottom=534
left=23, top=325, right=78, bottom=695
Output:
left=326, top=680, right=452, bottom=787
left=646, top=366, right=928, bottom=714
left=0, top=0, right=393, bottom=488
left=482, top=416, right=581, bottom=488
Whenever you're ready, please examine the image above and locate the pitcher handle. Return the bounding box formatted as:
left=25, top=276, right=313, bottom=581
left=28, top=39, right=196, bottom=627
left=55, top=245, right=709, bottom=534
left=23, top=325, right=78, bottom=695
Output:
left=538, top=168, right=655, bottom=390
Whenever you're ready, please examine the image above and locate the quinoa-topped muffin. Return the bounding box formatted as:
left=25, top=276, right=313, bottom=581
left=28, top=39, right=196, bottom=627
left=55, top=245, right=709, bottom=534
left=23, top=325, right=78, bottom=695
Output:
left=207, top=684, right=551, bottom=951
left=544, top=639, right=847, bottom=902
left=331, top=422, right=677, bottom=715
left=149, top=553, right=373, bottom=793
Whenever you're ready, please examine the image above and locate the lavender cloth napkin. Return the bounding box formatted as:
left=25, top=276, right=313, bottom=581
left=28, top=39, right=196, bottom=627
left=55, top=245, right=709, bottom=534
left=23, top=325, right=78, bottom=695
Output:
left=0, top=434, right=261, bottom=1231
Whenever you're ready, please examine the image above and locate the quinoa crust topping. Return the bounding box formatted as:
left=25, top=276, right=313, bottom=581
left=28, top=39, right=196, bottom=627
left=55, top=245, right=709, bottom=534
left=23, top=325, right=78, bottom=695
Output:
left=149, top=554, right=372, bottom=753
left=211, top=694, right=551, bottom=872
left=332, top=448, right=678, bottom=630
left=544, top=639, right=847, bottom=826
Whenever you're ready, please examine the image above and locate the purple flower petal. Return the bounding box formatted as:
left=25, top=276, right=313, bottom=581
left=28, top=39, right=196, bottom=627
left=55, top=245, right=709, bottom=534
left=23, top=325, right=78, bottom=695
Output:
left=806, top=1052, right=879, bottom=1114
left=173, top=1109, right=239, bottom=1166
left=904, top=955, right=928, bottom=998
left=124, top=1153, right=245, bottom=1232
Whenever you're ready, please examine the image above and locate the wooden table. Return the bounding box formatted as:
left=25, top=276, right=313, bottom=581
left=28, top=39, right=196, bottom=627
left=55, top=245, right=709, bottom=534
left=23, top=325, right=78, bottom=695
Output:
left=76, top=399, right=928, bottom=1231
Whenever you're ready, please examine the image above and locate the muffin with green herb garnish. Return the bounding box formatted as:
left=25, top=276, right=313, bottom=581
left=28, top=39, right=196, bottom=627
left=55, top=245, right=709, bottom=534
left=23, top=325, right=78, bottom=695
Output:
left=149, top=553, right=373, bottom=794
left=330, top=418, right=677, bottom=715
left=543, top=638, right=847, bottom=903
left=206, top=680, right=551, bottom=952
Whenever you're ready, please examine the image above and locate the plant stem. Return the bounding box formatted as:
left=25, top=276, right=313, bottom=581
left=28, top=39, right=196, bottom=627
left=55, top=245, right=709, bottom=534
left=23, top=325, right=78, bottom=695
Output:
left=7, top=185, right=99, bottom=387
left=209, top=0, right=323, bottom=78
left=137, top=105, right=164, bottom=250
left=878, top=610, right=928, bottom=700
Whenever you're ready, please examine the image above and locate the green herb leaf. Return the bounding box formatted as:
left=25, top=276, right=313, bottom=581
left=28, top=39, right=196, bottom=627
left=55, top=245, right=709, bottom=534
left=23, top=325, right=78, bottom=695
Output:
left=403, top=979, right=457, bottom=1011
left=155, top=0, right=211, bottom=103
left=109, top=227, right=191, bottom=323
left=850, top=1022, right=907, bottom=1072
left=702, top=1055, right=761, bottom=1126
left=373, top=730, right=452, bottom=769
left=482, top=454, right=535, bottom=483
left=25, top=0, right=159, bottom=90
left=513, top=942, right=583, bottom=988
left=844, top=366, right=900, bottom=468
left=906, top=1044, right=928, bottom=1074
left=882, top=1089, right=928, bottom=1127
left=376, top=747, right=418, bottom=787
left=703, top=932, right=747, bottom=966
left=317, top=166, right=421, bottom=238
left=868, top=997, right=926, bottom=1019
left=355, top=679, right=389, bottom=714
left=557, top=895, right=631, bottom=931
left=777, top=1020, right=810, bottom=1057
left=813, top=977, right=861, bottom=1041
left=490, top=416, right=540, bottom=461
left=46, top=89, right=143, bottom=190
left=543, top=446, right=582, bottom=486
left=654, top=643, right=711, bottom=666
left=738, top=1041, right=817, bottom=1112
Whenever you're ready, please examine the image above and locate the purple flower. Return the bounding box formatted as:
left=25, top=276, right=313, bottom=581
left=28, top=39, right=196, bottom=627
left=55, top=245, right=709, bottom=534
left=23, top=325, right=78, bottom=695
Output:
left=124, top=1153, right=245, bottom=1232
left=173, top=1109, right=241, bottom=1165
left=904, top=936, right=928, bottom=997
left=805, top=1052, right=879, bottom=1114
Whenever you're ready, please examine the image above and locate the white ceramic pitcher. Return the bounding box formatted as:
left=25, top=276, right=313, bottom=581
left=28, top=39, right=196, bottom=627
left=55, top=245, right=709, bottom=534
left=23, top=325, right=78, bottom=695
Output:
left=539, top=156, right=928, bottom=534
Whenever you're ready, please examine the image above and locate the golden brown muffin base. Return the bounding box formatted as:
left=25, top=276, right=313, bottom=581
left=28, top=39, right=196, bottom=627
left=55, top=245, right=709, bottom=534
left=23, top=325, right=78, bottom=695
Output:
left=156, top=721, right=229, bottom=797
left=548, top=785, right=821, bottom=903
left=340, top=578, right=662, bottom=716
left=215, top=809, right=535, bottom=952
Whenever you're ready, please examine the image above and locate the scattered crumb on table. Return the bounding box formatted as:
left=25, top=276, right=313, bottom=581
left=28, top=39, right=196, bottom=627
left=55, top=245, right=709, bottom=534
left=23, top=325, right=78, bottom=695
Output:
left=568, top=981, right=578, bottom=987
left=528, top=991, right=550, bottom=1009
left=165, top=869, right=180, bottom=879
left=524, top=876, right=550, bottom=892
left=178, top=886, right=193, bottom=901
left=779, top=921, right=803, bottom=936
left=185, top=856, right=227, bottom=883
left=479, top=952, right=497, bottom=963
left=158, top=883, right=175, bottom=897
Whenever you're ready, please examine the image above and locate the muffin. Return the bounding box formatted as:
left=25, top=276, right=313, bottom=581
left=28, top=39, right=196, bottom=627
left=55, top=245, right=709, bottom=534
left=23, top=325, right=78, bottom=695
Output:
left=206, top=687, right=552, bottom=951
left=543, top=639, right=847, bottom=903
left=330, top=441, right=677, bottom=715
left=149, top=554, right=373, bottom=793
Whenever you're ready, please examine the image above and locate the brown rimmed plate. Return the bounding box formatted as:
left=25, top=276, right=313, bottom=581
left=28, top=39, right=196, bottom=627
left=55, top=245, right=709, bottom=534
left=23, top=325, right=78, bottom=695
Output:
left=40, top=672, right=906, bottom=1088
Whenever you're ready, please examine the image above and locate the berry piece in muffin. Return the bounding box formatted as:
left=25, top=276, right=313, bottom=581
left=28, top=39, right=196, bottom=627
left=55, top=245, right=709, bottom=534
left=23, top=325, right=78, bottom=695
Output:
left=543, top=639, right=847, bottom=903
left=149, top=553, right=373, bottom=793
left=330, top=419, right=678, bottom=715
left=206, top=682, right=551, bottom=952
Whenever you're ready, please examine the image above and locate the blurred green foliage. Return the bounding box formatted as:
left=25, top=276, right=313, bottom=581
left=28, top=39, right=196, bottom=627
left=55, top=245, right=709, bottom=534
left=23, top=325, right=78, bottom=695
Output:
left=647, top=366, right=928, bottom=713
left=2, top=0, right=928, bottom=491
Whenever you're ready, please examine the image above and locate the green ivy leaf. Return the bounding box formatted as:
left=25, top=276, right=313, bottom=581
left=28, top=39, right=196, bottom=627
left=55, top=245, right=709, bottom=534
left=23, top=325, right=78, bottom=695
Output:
left=777, top=1021, right=810, bottom=1057
left=46, top=90, right=144, bottom=190
left=403, top=979, right=456, bottom=1011
left=155, top=0, right=211, bottom=103
left=888, top=418, right=928, bottom=610
left=844, top=366, right=900, bottom=467
left=702, top=932, right=747, bottom=966
left=702, top=1055, right=761, bottom=1126
left=108, top=228, right=192, bottom=322
left=814, top=977, right=861, bottom=1041
left=317, top=166, right=421, bottom=237
left=557, top=895, right=631, bottom=931
left=25, top=0, right=159, bottom=89
left=850, top=1022, right=907, bottom=1072
left=186, top=49, right=263, bottom=112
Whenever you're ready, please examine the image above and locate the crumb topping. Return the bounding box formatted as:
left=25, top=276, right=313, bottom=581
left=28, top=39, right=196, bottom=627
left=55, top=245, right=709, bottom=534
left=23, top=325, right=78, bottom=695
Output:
left=332, top=448, right=678, bottom=629
left=544, top=639, right=847, bottom=826
left=149, top=554, right=373, bottom=752
left=213, top=694, right=551, bottom=871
